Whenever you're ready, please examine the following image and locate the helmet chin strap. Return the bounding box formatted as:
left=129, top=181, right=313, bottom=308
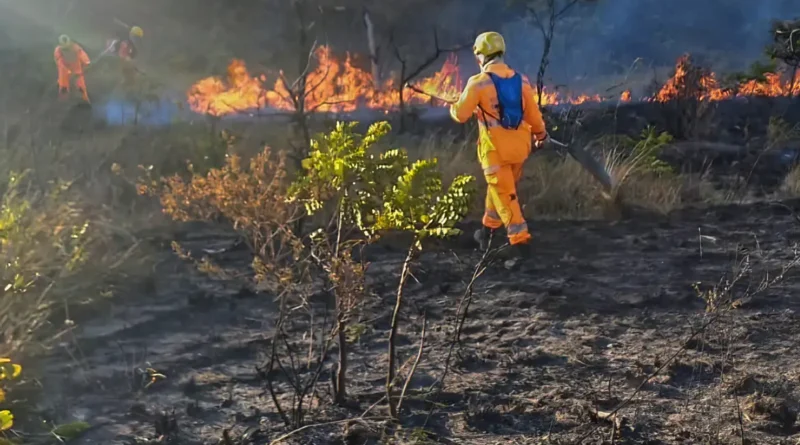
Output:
left=479, top=54, right=502, bottom=71
left=477, top=55, right=491, bottom=70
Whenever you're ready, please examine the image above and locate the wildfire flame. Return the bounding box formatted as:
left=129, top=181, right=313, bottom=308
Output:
left=654, top=55, right=731, bottom=102
left=188, top=46, right=466, bottom=116
left=738, top=72, right=800, bottom=96
left=188, top=49, right=800, bottom=117
left=655, top=54, right=800, bottom=103
left=188, top=45, right=605, bottom=116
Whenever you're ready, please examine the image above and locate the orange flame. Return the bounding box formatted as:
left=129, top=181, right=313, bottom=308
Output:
left=655, top=54, right=800, bottom=103
left=188, top=60, right=271, bottom=116
left=738, top=72, right=800, bottom=96
left=188, top=49, right=800, bottom=116
left=188, top=47, right=466, bottom=116
left=188, top=45, right=606, bottom=116
left=654, top=55, right=732, bottom=102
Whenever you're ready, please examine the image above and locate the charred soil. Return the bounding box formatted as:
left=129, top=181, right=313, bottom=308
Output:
left=20, top=199, right=800, bottom=444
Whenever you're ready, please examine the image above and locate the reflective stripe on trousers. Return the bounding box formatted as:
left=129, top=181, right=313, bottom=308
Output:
left=507, top=222, right=528, bottom=235
left=481, top=151, right=531, bottom=245
left=482, top=209, right=503, bottom=229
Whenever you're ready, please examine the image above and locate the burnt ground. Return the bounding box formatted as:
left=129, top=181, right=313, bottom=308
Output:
left=19, top=199, right=800, bottom=444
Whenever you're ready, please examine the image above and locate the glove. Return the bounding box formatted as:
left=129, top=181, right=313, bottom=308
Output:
left=533, top=133, right=550, bottom=150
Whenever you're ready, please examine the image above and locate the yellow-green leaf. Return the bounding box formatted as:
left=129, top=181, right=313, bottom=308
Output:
left=0, top=410, right=13, bottom=431
left=0, top=363, right=20, bottom=381
left=0, top=388, right=5, bottom=403
left=334, top=159, right=345, bottom=176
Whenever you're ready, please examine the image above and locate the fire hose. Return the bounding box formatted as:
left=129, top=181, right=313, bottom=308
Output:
left=405, top=82, right=615, bottom=193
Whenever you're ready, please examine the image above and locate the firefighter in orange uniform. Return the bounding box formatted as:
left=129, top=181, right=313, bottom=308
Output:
left=54, top=35, right=91, bottom=103
left=103, top=25, right=143, bottom=87
left=449, top=31, right=549, bottom=269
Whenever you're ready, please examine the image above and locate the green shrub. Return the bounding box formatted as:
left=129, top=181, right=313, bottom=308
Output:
left=289, top=121, right=476, bottom=417
left=0, top=172, right=91, bottom=355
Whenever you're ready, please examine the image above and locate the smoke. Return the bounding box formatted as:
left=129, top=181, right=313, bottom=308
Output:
left=382, top=0, right=799, bottom=94
left=497, top=0, right=798, bottom=88
left=1, top=0, right=798, bottom=104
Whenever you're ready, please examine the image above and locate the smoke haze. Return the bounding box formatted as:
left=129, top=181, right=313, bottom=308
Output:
left=0, top=0, right=798, bottom=97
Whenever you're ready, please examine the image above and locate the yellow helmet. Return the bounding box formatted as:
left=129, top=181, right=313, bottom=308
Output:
left=130, top=26, right=144, bottom=38
left=473, top=32, right=506, bottom=57
left=58, top=34, right=72, bottom=47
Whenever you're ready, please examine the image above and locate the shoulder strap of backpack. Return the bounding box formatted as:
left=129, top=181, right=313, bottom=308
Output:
left=512, top=73, right=524, bottom=115
left=477, top=72, right=501, bottom=125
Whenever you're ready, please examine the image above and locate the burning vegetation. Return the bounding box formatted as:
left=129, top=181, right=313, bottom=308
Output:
left=188, top=46, right=464, bottom=116
left=655, top=54, right=800, bottom=102
left=187, top=45, right=602, bottom=116
left=188, top=48, right=800, bottom=117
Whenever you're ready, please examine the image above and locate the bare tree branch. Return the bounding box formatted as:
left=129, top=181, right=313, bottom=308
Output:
left=389, top=27, right=470, bottom=131
left=525, top=0, right=584, bottom=106
left=555, top=0, right=581, bottom=19
left=396, top=311, right=427, bottom=413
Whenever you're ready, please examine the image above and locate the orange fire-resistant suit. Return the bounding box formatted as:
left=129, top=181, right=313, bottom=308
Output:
left=109, top=38, right=138, bottom=86
left=54, top=43, right=91, bottom=102
left=450, top=62, right=547, bottom=246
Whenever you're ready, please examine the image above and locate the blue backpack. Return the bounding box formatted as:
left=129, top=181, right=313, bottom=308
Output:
left=485, top=72, right=524, bottom=130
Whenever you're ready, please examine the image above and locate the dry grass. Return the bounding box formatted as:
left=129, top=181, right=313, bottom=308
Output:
left=781, top=164, right=800, bottom=197
left=0, top=174, right=96, bottom=356
left=521, top=155, right=610, bottom=218
left=387, top=131, right=722, bottom=220
left=389, top=130, right=480, bottom=182
left=0, top=111, right=237, bottom=356
left=768, top=117, right=800, bottom=199
left=0, top=114, right=733, bottom=355
left=522, top=155, right=706, bottom=218
left=767, top=116, right=800, bottom=148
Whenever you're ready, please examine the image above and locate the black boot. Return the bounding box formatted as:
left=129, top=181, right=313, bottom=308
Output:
left=473, top=227, right=494, bottom=251
left=503, top=243, right=530, bottom=270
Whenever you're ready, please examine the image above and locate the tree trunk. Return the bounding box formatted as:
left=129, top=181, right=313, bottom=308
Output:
left=363, top=9, right=380, bottom=86
left=293, top=0, right=312, bottom=159
left=398, top=66, right=407, bottom=133
left=386, top=244, right=415, bottom=418
left=266, top=294, right=291, bottom=426
left=398, top=85, right=406, bottom=133
left=536, top=36, right=553, bottom=108
left=335, top=316, right=348, bottom=404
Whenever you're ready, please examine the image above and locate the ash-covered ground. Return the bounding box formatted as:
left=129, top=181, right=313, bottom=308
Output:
left=22, top=198, right=800, bottom=444
left=3, top=3, right=800, bottom=444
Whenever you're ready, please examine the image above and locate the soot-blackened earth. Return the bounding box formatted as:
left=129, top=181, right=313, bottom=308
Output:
left=28, top=200, right=800, bottom=444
